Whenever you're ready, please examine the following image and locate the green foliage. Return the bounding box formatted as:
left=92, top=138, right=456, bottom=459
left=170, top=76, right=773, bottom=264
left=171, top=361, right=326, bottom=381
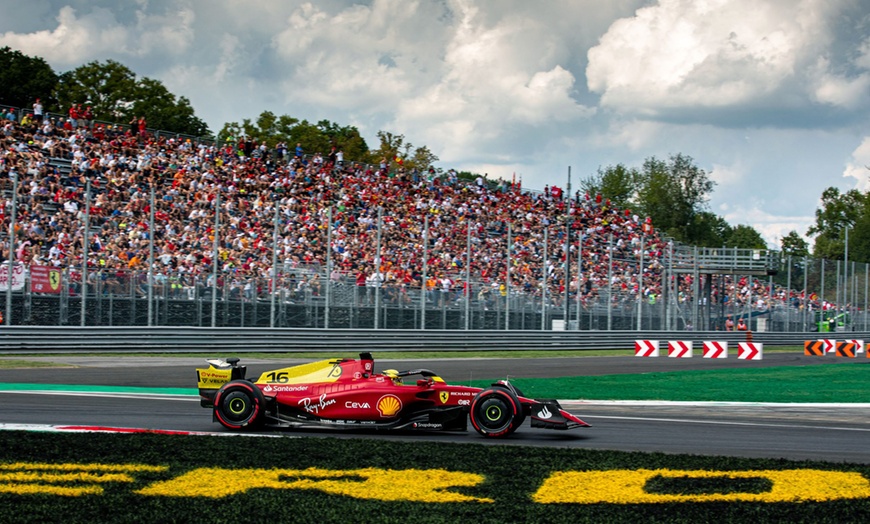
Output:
left=55, top=59, right=209, bottom=136
left=0, top=47, right=58, bottom=110
left=580, top=163, right=639, bottom=210
left=634, top=154, right=715, bottom=244
left=688, top=211, right=732, bottom=247
left=724, top=224, right=767, bottom=249
left=807, top=187, right=865, bottom=260
left=781, top=230, right=810, bottom=258
left=220, top=111, right=371, bottom=161
left=370, top=131, right=440, bottom=172
left=645, top=475, right=774, bottom=496
left=56, top=59, right=137, bottom=121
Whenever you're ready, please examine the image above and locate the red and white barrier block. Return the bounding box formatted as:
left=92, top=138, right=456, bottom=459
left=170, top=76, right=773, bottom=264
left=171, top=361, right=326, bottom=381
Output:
left=847, top=339, right=864, bottom=355
left=823, top=339, right=837, bottom=354
left=668, top=341, right=693, bottom=358
left=702, top=341, right=728, bottom=359
left=737, top=342, right=763, bottom=360
left=635, top=340, right=660, bottom=357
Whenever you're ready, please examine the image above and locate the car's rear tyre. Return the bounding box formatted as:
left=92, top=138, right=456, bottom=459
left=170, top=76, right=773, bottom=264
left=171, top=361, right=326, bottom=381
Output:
left=213, top=380, right=265, bottom=430
left=469, top=387, right=523, bottom=438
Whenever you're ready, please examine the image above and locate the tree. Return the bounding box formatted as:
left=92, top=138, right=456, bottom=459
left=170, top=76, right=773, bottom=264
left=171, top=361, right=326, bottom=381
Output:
left=55, top=59, right=210, bottom=136
left=806, top=187, right=865, bottom=260
left=635, top=153, right=715, bottom=244
left=56, top=60, right=138, bottom=121
left=724, top=224, right=767, bottom=249
left=408, top=145, right=439, bottom=172
left=780, top=230, right=809, bottom=258
left=690, top=211, right=732, bottom=248
left=219, top=111, right=371, bottom=162
left=0, top=47, right=58, bottom=110
left=580, top=163, right=638, bottom=210
left=132, top=78, right=209, bottom=136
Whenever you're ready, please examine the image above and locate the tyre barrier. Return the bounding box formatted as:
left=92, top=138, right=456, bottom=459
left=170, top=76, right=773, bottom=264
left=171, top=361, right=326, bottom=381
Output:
left=702, top=341, right=728, bottom=359
left=667, top=341, right=693, bottom=358
left=737, top=342, right=763, bottom=360
left=634, top=340, right=659, bottom=357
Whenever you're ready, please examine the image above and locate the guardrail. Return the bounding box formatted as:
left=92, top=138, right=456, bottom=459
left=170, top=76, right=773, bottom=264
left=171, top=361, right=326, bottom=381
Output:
left=0, top=327, right=859, bottom=354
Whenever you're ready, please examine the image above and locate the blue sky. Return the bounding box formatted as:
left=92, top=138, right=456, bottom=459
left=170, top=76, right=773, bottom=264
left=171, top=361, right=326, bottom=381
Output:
left=3, top=0, right=870, bottom=249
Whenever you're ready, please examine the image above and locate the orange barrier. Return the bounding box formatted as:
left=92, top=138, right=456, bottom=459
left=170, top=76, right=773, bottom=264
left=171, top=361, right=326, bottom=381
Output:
left=836, top=341, right=856, bottom=358
left=804, top=340, right=824, bottom=356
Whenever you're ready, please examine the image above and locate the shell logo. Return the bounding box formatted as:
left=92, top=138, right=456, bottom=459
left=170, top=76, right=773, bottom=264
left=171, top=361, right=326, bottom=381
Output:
left=377, top=395, right=402, bottom=417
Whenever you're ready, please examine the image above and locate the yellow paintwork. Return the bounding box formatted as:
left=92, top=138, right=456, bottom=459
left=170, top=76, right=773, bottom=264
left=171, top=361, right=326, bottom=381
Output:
left=254, top=359, right=345, bottom=385
left=196, top=366, right=233, bottom=390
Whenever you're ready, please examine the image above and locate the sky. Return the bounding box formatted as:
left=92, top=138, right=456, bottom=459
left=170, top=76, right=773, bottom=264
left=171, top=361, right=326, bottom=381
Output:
left=2, top=0, right=870, bottom=249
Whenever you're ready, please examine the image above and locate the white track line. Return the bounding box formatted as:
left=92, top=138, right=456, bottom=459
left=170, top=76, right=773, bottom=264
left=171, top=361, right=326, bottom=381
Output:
left=581, top=414, right=870, bottom=432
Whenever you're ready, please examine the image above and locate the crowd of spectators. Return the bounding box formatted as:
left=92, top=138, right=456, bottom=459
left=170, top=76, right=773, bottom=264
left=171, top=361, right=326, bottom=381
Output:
left=0, top=106, right=841, bottom=317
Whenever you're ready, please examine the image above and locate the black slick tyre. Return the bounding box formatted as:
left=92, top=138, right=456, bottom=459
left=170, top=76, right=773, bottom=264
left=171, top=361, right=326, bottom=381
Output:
left=213, top=380, right=265, bottom=430
left=469, top=386, right=523, bottom=438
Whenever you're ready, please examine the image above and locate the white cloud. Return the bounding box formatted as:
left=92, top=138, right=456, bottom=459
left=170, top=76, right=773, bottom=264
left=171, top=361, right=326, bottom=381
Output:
left=0, top=2, right=195, bottom=68
left=2, top=0, right=870, bottom=251
left=842, top=137, right=870, bottom=192
left=586, top=0, right=846, bottom=116
left=720, top=203, right=814, bottom=249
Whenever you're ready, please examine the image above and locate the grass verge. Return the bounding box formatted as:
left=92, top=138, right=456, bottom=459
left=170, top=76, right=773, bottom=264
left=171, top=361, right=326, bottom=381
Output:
left=469, top=363, right=870, bottom=403
left=0, top=431, right=867, bottom=523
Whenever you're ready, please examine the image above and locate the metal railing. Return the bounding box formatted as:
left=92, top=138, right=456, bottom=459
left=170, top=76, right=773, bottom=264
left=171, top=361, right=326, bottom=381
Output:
left=0, top=325, right=851, bottom=354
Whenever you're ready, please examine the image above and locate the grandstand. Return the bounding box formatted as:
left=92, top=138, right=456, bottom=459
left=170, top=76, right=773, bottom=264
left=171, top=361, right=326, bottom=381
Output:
left=0, top=104, right=863, bottom=331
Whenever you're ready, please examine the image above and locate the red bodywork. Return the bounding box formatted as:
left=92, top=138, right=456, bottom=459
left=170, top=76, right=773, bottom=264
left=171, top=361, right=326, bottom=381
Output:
left=197, top=353, right=589, bottom=437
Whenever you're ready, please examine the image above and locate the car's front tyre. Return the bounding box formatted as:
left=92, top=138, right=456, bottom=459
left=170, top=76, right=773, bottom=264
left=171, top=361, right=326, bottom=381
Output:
left=469, top=387, right=523, bottom=438
left=213, top=380, right=265, bottom=430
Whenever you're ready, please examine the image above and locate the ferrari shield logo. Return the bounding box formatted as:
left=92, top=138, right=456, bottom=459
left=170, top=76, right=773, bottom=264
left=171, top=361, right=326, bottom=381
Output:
left=439, top=391, right=449, bottom=404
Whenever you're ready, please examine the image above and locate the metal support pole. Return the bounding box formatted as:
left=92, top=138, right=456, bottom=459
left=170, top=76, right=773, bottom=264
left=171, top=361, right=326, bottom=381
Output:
left=836, top=260, right=841, bottom=321
left=421, top=214, right=428, bottom=330
left=324, top=206, right=332, bottom=329
left=563, top=166, right=571, bottom=325
left=465, top=219, right=471, bottom=330
left=505, top=223, right=511, bottom=331
left=575, top=229, right=582, bottom=330
left=637, top=235, right=644, bottom=331
left=270, top=203, right=279, bottom=328
left=803, top=256, right=808, bottom=331
left=5, top=173, right=18, bottom=325
left=607, top=233, right=613, bottom=331
left=80, top=180, right=90, bottom=326
left=541, top=227, right=548, bottom=331
left=211, top=192, right=220, bottom=328
left=147, top=184, right=154, bottom=326
left=374, top=207, right=382, bottom=329
left=820, top=258, right=826, bottom=328
left=786, top=255, right=792, bottom=331
left=844, top=227, right=849, bottom=320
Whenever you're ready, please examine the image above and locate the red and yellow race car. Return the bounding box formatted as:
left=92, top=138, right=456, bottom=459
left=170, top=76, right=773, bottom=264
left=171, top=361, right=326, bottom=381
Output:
left=196, top=352, right=589, bottom=438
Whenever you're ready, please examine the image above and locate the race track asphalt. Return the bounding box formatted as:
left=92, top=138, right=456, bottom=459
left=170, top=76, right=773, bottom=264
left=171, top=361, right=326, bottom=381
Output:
left=1, top=353, right=869, bottom=464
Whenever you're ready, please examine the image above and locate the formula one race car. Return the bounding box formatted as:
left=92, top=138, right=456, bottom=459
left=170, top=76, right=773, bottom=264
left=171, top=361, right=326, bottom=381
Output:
left=196, top=352, right=589, bottom=438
